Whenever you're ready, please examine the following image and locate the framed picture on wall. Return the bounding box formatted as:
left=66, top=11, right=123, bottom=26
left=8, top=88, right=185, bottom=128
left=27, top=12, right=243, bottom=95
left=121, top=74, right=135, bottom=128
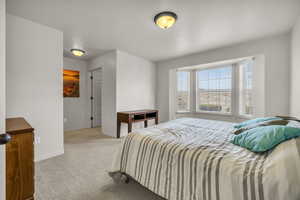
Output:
left=63, top=69, right=80, bottom=97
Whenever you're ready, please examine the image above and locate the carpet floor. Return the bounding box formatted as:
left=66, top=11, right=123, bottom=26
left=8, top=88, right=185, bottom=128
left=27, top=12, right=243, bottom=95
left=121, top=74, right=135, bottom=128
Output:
left=35, top=128, right=163, bottom=200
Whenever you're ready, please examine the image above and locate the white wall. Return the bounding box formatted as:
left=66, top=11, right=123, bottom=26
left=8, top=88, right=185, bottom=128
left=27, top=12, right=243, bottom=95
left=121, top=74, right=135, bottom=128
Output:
left=157, top=33, right=291, bottom=122
left=63, top=57, right=90, bottom=131
left=290, top=16, right=300, bottom=118
left=88, top=51, right=117, bottom=137
left=116, top=50, right=156, bottom=136
left=117, top=50, right=156, bottom=111
left=0, top=0, right=5, bottom=198
left=6, top=14, right=64, bottom=161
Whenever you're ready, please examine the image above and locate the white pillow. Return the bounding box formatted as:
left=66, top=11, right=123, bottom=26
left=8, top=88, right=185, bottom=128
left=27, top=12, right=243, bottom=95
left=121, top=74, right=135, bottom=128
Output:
left=286, top=120, right=300, bottom=129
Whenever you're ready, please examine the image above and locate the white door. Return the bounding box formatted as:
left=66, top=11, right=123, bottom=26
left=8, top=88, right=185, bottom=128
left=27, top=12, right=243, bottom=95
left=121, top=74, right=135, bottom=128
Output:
left=91, top=69, right=102, bottom=127
left=0, top=0, right=6, bottom=199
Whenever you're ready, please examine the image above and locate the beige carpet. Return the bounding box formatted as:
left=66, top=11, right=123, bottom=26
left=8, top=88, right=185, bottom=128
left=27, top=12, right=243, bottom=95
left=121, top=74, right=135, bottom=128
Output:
left=35, top=128, right=163, bottom=200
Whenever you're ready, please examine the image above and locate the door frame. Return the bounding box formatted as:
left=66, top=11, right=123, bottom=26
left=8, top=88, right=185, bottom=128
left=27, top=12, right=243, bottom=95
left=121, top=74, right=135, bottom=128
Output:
left=89, top=67, right=102, bottom=128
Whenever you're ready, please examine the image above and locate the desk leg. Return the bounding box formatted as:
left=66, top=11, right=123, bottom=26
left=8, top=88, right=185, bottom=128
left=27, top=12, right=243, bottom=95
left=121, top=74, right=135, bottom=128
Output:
left=117, top=120, right=121, bottom=138
left=144, top=120, right=148, bottom=128
left=128, top=122, right=132, bottom=133
left=155, top=115, right=158, bottom=125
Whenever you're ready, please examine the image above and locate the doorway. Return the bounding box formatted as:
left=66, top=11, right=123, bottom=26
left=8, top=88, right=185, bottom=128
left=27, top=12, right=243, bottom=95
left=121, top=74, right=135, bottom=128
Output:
left=90, top=68, right=102, bottom=128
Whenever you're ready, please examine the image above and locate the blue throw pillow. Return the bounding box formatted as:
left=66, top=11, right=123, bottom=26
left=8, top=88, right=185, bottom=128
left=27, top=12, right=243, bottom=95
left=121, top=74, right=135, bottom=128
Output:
left=230, top=125, right=300, bottom=152
left=234, top=117, right=282, bottom=129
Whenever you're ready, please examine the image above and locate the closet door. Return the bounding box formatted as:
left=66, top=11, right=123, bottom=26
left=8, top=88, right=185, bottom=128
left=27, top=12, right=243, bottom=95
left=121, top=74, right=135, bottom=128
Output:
left=92, top=69, right=102, bottom=127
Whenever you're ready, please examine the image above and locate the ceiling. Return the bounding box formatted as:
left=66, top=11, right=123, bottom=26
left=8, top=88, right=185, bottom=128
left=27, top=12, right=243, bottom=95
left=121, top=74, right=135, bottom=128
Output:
left=6, top=0, right=300, bottom=62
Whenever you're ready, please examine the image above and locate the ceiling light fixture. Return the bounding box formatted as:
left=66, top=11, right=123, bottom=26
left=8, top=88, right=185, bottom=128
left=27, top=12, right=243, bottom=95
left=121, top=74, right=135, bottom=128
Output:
left=71, top=49, right=85, bottom=57
left=154, top=11, right=177, bottom=29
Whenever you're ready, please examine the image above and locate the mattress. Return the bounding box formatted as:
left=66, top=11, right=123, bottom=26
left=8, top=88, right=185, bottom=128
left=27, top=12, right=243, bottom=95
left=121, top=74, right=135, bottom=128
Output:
left=110, top=118, right=300, bottom=200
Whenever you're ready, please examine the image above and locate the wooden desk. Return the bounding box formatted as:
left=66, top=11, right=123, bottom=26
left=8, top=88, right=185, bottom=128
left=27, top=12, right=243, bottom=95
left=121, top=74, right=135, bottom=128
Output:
left=117, top=109, right=158, bottom=138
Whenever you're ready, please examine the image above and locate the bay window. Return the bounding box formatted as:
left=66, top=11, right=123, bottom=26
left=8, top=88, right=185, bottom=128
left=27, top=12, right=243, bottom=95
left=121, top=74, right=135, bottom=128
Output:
left=175, top=58, right=254, bottom=117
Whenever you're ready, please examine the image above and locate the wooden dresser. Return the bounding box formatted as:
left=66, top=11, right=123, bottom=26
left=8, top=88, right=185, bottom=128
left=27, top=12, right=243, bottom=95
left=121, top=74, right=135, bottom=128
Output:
left=6, top=118, right=34, bottom=200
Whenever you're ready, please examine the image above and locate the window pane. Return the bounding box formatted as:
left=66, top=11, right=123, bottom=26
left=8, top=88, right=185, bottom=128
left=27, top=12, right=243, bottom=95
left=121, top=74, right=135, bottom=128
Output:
left=176, top=71, right=190, bottom=112
left=198, top=70, right=209, bottom=81
left=197, top=66, right=232, bottom=113
left=239, top=59, right=254, bottom=116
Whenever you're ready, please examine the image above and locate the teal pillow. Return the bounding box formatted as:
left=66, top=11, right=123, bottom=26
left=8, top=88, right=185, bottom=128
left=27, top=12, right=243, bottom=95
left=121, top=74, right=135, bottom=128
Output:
left=234, top=117, right=281, bottom=129
left=230, top=125, right=300, bottom=152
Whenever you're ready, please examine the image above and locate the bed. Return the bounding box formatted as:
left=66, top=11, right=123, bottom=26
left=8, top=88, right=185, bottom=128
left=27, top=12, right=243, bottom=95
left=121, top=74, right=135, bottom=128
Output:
left=110, top=118, right=300, bottom=200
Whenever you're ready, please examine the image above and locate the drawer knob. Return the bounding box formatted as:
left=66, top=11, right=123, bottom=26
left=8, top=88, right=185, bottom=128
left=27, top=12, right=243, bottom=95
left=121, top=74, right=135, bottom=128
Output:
left=0, top=133, right=11, bottom=145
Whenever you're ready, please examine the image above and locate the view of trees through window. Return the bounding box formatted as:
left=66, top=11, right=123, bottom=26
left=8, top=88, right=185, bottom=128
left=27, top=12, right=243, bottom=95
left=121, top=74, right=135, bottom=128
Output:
left=197, top=66, right=232, bottom=113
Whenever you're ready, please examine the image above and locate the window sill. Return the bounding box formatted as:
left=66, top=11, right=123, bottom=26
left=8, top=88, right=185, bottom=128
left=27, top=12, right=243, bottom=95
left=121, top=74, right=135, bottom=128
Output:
left=176, top=111, right=192, bottom=114
left=238, top=115, right=253, bottom=120
left=175, top=111, right=252, bottom=122
left=195, top=111, right=233, bottom=117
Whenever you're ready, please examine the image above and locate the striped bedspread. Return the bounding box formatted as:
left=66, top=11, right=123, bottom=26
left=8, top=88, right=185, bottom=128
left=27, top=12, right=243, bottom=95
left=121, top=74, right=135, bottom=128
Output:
left=110, top=118, right=300, bottom=200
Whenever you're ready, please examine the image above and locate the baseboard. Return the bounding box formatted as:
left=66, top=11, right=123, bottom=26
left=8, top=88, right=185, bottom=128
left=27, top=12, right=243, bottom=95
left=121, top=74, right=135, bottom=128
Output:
left=34, top=149, right=64, bottom=162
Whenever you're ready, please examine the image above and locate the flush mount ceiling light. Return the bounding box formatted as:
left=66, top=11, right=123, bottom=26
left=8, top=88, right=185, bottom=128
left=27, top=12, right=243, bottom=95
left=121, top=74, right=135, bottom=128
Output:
left=154, top=11, right=177, bottom=29
left=71, top=49, right=85, bottom=57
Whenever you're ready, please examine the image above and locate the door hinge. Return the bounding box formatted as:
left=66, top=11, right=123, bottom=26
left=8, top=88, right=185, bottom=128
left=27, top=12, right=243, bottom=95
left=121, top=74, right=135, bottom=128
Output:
left=90, top=96, right=94, bottom=100
left=90, top=76, right=93, bottom=80
left=90, top=117, right=94, bottom=120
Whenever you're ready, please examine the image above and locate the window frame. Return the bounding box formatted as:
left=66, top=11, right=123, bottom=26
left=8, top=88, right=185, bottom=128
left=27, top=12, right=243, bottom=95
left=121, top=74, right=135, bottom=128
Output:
left=238, top=60, right=254, bottom=118
left=175, top=70, right=191, bottom=113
